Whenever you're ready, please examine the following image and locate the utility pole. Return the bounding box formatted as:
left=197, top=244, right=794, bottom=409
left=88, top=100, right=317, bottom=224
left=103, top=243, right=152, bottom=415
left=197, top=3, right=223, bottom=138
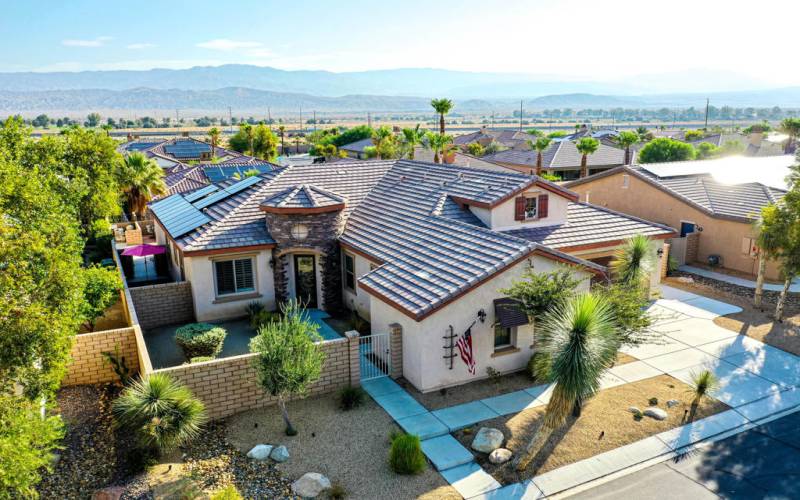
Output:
left=267, top=107, right=272, bottom=130
left=228, top=107, right=233, bottom=134
left=299, top=105, right=302, bottom=135
left=367, top=112, right=372, bottom=128
left=313, top=111, right=317, bottom=132
left=704, top=98, right=710, bottom=130
left=491, top=110, right=494, bottom=128
left=519, top=100, right=523, bottom=132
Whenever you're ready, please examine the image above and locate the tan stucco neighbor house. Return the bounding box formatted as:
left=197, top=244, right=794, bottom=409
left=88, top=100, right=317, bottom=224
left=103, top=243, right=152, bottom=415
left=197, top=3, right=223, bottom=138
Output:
left=149, top=159, right=673, bottom=393
left=566, top=159, right=788, bottom=281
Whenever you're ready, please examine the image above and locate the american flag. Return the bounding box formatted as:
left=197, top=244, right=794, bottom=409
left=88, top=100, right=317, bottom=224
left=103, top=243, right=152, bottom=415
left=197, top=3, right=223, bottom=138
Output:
left=456, top=325, right=476, bottom=375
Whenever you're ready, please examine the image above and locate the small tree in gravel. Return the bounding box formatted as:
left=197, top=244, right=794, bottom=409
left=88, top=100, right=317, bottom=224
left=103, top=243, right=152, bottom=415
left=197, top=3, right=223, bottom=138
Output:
left=250, top=300, right=325, bottom=435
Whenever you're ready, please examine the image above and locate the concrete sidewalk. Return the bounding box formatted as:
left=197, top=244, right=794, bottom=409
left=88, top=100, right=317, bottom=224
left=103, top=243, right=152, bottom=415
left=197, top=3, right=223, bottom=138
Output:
left=679, top=265, right=800, bottom=293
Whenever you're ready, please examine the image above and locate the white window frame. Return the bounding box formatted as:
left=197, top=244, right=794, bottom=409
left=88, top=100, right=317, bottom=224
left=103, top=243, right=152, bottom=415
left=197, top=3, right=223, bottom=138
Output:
left=343, top=253, right=356, bottom=291
left=524, top=197, right=538, bottom=220
left=213, top=256, right=257, bottom=297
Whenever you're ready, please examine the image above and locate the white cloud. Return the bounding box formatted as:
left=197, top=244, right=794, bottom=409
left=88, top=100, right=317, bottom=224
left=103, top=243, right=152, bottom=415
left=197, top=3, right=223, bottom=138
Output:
left=196, top=39, right=262, bottom=51
left=61, top=36, right=112, bottom=48
left=126, top=43, right=156, bottom=50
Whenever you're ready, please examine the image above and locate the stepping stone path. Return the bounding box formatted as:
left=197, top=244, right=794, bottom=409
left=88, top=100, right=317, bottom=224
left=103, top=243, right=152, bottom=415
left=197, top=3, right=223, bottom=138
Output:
left=270, top=445, right=290, bottom=462
left=247, top=444, right=273, bottom=460
left=489, top=448, right=513, bottom=464
left=472, top=427, right=504, bottom=453
left=644, top=408, right=668, bottom=420
left=291, top=473, right=331, bottom=498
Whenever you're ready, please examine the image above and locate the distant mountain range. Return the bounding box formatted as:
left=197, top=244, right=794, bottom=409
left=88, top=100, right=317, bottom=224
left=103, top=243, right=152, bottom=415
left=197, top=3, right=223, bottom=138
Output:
left=0, top=64, right=797, bottom=113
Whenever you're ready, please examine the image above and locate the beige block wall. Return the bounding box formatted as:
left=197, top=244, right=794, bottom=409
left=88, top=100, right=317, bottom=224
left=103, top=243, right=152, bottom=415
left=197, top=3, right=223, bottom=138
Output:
left=570, top=171, right=781, bottom=280
left=63, top=327, right=141, bottom=386
left=154, top=336, right=359, bottom=420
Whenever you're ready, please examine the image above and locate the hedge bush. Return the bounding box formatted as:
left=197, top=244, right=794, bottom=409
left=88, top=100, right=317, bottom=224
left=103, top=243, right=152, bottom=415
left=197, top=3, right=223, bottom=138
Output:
left=175, top=323, right=227, bottom=359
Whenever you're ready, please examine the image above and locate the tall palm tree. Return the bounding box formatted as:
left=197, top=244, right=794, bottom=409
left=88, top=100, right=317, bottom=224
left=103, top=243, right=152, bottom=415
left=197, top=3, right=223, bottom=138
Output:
left=753, top=205, right=785, bottom=308
left=616, top=131, right=639, bottom=165
left=425, top=132, right=454, bottom=164
left=208, top=127, right=221, bottom=158
left=779, top=118, right=800, bottom=154
left=401, top=124, right=423, bottom=159
left=576, top=137, right=600, bottom=178
left=610, top=234, right=655, bottom=291
left=514, top=293, right=619, bottom=471
left=371, top=125, right=396, bottom=160
left=430, top=98, right=454, bottom=135
left=528, top=137, right=552, bottom=176
left=117, top=152, right=167, bottom=219
left=241, top=124, right=255, bottom=156
left=278, top=125, right=287, bottom=155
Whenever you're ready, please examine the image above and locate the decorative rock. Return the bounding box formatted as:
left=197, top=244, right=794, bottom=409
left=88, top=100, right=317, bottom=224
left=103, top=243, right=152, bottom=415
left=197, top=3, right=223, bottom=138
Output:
left=667, top=399, right=680, bottom=408
left=628, top=406, right=642, bottom=414
left=291, top=472, right=331, bottom=498
left=271, top=445, right=290, bottom=463
left=92, top=487, right=125, bottom=500
left=644, top=408, right=668, bottom=420
left=247, top=444, right=274, bottom=460
left=471, top=427, right=505, bottom=453
left=677, top=276, right=694, bottom=283
left=489, top=448, right=513, bottom=464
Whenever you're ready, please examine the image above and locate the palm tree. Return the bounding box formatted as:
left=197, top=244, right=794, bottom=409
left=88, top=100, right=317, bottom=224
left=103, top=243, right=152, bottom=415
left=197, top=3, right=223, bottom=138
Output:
left=101, top=123, right=113, bottom=137
left=576, top=137, right=600, bottom=178
left=425, top=132, right=454, bottom=164
left=635, top=126, right=649, bottom=142
left=753, top=205, right=785, bottom=308
left=401, top=124, right=423, bottom=159
left=430, top=98, right=454, bottom=135
left=240, top=124, right=254, bottom=156
left=117, top=152, right=167, bottom=219
left=528, top=137, right=552, bottom=176
left=278, top=125, right=287, bottom=155
left=779, top=118, right=800, bottom=154
left=514, top=293, right=619, bottom=471
left=610, top=234, right=655, bottom=291
left=371, top=126, right=395, bottom=160
left=208, top=127, right=221, bottom=158
left=112, top=373, right=206, bottom=453
left=616, top=131, right=639, bottom=165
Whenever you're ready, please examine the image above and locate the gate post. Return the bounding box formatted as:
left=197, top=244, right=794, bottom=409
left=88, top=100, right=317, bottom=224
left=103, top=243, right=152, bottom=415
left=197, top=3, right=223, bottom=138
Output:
left=345, top=330, right=361, bottom=387
left=389, top=323, right=403, bottom=380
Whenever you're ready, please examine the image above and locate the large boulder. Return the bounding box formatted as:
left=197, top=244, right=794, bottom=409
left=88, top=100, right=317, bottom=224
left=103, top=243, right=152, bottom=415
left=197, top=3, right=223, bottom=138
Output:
left=489, top=448, right=513, bottom=464
left=291, top=473, right=331, bottom=498
left=247, top=444, right=274, bottom=460
left=271, top=445, right=290, bottom=463
left=92, top=487, right=125, bottom=500
left=471, top=427, right=504, bottom=453
left=644, top=408, right=668, bottom=420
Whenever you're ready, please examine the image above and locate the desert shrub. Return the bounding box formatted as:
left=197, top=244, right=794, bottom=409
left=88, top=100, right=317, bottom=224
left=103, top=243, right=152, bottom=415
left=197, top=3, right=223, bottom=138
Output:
left=389, top=433, right=426, bottom=474
left=190, top=356, right=214, bottom=364
left=112, top=373, right=206, bottom=454
left=338, top=385, right=366, bottom=411
left=101, top=344, right=133, bottom=385
left=250, top=309, right=282, bottom=330
left=175, top=323, right=227, bottom=359
left=327, top=482, right=347, bottom=499
left=211, top=485, right=243, bottom=500
left=648, top=397, right=659, bottom=406
left=527, top=352, right=551, bottom=381
left=667, top=255, right=679, bottom=275
left=245, top=301, right=264, bottom=321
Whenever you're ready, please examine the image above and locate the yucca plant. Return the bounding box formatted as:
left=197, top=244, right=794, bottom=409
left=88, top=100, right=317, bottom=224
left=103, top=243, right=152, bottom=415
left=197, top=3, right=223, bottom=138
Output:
left=515, top=293, right=620, bottom=471
left=689, top=369, right=719, bottom=401
left=610, top=234, right=655, bottom=291
left=112, top=373, right=206, bottom=454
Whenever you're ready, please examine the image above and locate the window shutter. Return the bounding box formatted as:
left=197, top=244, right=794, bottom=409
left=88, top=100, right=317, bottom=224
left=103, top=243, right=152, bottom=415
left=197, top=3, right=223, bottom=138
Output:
left=538, top=194, right=549, bottom=218
left=514, top=196, right=526, bottom=221
left=235, top=259, right=255, bottom=291
left=215, top=261, right=235, bottom=295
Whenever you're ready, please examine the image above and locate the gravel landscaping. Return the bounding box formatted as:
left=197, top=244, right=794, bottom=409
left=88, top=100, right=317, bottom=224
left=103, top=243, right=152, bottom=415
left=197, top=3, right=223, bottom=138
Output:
left=225, top=392, right=460, bottom=499
left=405, top=371, right=536, bottom=411
left=453, top=374, right=729, bottom=485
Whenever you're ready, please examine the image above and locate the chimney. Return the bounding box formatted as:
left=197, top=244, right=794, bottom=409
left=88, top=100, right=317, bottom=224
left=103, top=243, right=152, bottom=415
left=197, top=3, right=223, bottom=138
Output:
left=748, top=132, right=763, bottom=148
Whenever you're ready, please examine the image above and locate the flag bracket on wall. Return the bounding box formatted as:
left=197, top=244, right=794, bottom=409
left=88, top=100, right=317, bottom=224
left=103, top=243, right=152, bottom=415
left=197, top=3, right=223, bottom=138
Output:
left=442, top=325, right=457, bottom=370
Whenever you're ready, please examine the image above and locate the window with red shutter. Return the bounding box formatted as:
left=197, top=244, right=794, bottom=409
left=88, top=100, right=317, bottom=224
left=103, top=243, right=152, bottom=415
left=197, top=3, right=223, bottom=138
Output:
left=514, top=196, right=525, bottom=221
left=538, top=194, right=549, bottom=218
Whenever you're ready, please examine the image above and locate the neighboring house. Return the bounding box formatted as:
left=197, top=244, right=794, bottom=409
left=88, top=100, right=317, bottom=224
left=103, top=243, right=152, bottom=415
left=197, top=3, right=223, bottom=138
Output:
left=566, top=158, right=787, bottom=280
left=453, top=127, right=537, bottom=149
left=482, top=140, right=626, bottom=179
left=339, top=138, right=375, bottom=159
left=119, top=136, right=279, bottom=198
left=412, top=147, right=519, bottom=173
left=149, top=159, right=673, bottom=392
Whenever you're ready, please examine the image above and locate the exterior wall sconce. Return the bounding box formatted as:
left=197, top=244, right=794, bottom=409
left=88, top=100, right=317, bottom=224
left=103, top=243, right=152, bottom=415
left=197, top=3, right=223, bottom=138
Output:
left=657, top=248, right=664, bottom=258
left=477, top=309, right=487, bottom=323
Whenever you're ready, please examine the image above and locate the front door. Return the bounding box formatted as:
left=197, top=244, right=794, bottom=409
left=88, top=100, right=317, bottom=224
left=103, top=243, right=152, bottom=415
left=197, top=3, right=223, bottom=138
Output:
left=294, top=255, right=318, bottom=308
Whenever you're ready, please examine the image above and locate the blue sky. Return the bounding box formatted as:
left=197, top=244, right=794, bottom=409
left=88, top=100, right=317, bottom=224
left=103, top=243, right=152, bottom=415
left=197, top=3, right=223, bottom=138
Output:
left=3, top=0, right=799, bottom=86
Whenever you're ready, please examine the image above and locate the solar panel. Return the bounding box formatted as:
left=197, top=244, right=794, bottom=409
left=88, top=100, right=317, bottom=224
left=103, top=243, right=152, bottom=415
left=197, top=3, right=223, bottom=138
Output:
left=164, top=141, right=212, bottom=159
left=183, top=184, right=220, bottom=203
left=150, top=195, right=211, bottom=237
left=126, top=142, right=160, bottom=151
left=192, top=175, right=262, bottom=209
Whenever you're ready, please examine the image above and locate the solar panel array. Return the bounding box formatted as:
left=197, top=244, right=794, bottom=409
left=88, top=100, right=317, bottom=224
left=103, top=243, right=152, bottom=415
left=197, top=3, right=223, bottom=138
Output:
left=164, top=141, right=212, bottom=159
left=203, top=163, right=274, bottom=183
left=183, top=184, right=219, bottom=203
left=192, top=175, right=262, bottom=210
left=126, top=142, right=160, bottom=151
left=150, top=195, right=212, bottom=238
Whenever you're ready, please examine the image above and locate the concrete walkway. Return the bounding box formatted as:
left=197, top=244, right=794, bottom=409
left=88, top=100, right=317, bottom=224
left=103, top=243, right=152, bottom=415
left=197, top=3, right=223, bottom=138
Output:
left=679, top=265, right=800, bottom=293
left=362, top=285, right=800, bottom=499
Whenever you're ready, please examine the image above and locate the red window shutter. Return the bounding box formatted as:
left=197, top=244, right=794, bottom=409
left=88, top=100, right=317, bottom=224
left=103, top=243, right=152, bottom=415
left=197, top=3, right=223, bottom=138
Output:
left=538, top=194, right=549, bottom=218
left=514, top=196, right=526, bottom=221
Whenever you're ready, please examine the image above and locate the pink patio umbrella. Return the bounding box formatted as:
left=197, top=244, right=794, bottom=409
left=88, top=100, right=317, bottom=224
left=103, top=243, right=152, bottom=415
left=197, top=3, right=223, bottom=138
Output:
left=121, top=244, right=166, bottom=278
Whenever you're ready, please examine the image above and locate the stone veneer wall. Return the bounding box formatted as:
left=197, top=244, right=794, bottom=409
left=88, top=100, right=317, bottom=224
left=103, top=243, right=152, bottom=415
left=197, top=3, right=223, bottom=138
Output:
left=264, top=210, right=346, bottom=310
left=63, top=327, right=140, bottom=386
left=129, top=281, right=194, bottom=330
left=154, top=332, right=361, bottom=420
left=661, top=243, right=671, bottom=278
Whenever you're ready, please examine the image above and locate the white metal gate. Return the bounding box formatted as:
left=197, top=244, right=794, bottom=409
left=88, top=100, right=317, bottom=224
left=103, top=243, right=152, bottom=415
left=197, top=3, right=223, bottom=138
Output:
left=670, top=237, right=688, bottom=265
left=359, top=333, right=391, bottom=381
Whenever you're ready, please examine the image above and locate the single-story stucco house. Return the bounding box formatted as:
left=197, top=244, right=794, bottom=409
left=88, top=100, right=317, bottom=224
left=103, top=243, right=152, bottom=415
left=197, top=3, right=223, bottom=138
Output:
left=149, top=159, right=674, bottom=392
left=566, top=157, right=789, bottom=281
